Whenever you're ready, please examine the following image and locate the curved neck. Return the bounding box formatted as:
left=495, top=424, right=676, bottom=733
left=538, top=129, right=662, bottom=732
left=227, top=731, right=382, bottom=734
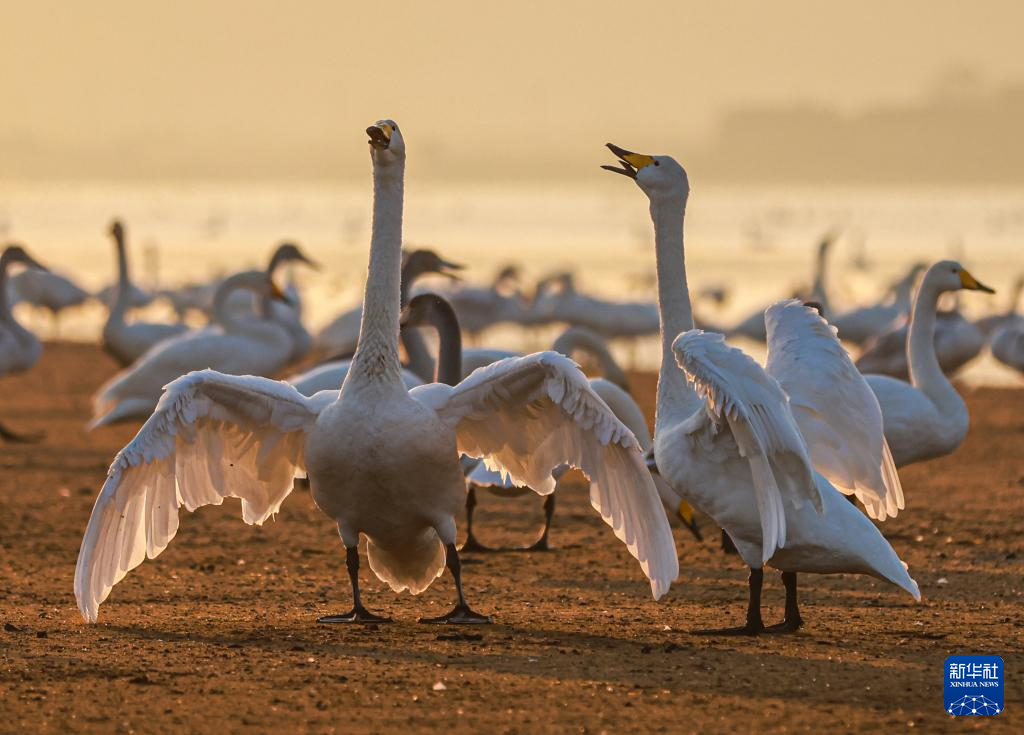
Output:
left=0, top=250, right=15, bottom=323
left=811, top=244, right=830, bottom=311
left=1007, top=278, right=1024, bottom=316
left=350, top=164, right=405, bottom=385
left=907, top=278, right=962, bottom=414
left=552, top=327, right=628, bottom=389
left=426, top=303, right=463, bottom=385
left=398, top=258, right=437, bottom=381
left=212, top=274, right=265, bottom=334
left=650, top=195, right=700, bottom=425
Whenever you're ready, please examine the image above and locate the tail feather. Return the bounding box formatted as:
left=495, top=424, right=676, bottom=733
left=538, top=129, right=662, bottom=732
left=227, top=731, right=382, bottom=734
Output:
left=365, top=531, right=446, bottom=595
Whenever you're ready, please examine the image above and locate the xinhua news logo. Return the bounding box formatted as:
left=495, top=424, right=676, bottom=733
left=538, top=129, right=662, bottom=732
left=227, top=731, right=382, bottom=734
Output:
left=944, top=655, right=1004, bottom=716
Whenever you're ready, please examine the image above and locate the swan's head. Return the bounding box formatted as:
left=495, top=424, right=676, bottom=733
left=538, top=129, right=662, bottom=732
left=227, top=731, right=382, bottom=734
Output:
left=2, top=244, right=48, bottom=273
left=268, top=242, right=319, bottom=274
left=400, top=293, right=458, bottom=331
left=366, top=119, right=405, bottom=165
left=926, top=260, right=995, bottom=295
left=108, top=220, right=124, bottom=241
left=402, top=249, right=464, bottom=281
left=603, top=144, right=689, bottom=202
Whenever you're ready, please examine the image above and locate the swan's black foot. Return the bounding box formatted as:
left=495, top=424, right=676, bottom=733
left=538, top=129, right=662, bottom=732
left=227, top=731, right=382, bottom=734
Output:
left=317, top=606, right=391, bottom=624
left=459, top=536, right=498, bottom=553
left=692, top=621, right=765, bottom=637
left=419, top=603, right=492, bottom=625
left=765, top=617, right=803, bottom=634
left=522, top=535, right=551, bottom=552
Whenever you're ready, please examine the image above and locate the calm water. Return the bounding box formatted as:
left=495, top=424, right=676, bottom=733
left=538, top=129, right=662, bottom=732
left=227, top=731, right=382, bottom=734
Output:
left=2, top=181, right=1022, bottom=385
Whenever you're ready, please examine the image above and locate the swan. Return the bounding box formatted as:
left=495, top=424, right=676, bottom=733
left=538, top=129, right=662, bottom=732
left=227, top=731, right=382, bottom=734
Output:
left=442, top=264, right=527, bottom=338
left=8, top=266, right=90, bottom=334
left=74, top=120, right=677, bottom=625
left=317, top=249, right=463, bottom=357
left=96, top=281, right=153, bottom=310
left=603, top=142, right=918, bottom=634
left=526, top=272, right=661, bottom=339
left=831, top=263, right=926, bottom=345
left=975, top=275, right=1023, bottom=339
left=0, top=245, right=48, bottom=442
left=102, top=220, right=189, bottom=366
left=89, top=271, right=294, bottom=428
left=855, top=296, right=986, bottom=380
left=864, top=262, right=995, bottom=466
left=991, top=322, right=1024, bottom=374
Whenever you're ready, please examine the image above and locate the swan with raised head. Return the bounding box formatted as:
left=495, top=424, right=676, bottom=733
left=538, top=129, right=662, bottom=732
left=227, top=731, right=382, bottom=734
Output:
left=74, top=120, right=677, bottom=625
left=0, top=245, right=48, bottom=442
left=89, top=271, right=294, bottom=428
left=864, top=262, right=995, bottom=466
left=603, top=142, right=918, bottom=635
left=102, top=220, right=189, bottom=366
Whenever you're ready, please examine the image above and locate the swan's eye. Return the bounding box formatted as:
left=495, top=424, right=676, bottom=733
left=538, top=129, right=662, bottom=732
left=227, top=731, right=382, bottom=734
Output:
left=654, top=161, right=660, bottom=166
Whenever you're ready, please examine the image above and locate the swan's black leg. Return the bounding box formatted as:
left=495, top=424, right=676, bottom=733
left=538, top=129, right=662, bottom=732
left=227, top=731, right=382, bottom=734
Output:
left=459, top=487, right=496, bottom=553
left=721, top=529, right=738, bottom=555
left=318, top=546, right=391, bottom=624
left=693, top=567, right=765, bottom=636
left=524, top=494, right=555, bottom=551
left=765, top=571, right=803, bottom=633
left=0, top=420, right=44, bottom=443
left=420, top=543, right=492, bottom=624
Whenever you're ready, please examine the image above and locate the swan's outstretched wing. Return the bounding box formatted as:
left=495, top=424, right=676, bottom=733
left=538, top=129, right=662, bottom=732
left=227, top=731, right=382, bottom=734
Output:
left=75, top=370, right=323, bottom=622
left=672, top=330, right=821, bottom=564
left=416, top=351, right=678, bottom=600
left=765, top=299, right=903, bottom=520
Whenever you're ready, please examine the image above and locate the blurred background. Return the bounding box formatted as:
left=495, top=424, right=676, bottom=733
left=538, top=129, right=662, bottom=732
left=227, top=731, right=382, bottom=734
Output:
left=2, top=0, right=1023, bottom=380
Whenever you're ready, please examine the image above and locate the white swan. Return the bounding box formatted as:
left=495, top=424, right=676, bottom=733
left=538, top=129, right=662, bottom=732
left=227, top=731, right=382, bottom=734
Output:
left=74, top=120, right=677, bottom=625
left=991, top=322, right=1024, bottom=374
left=316, top=249, right=463, bottom=357
left=8, top=266, right=90, bottom=334
left=603, top=142, right=918, bottom=635
left=864, top=262, right=995, bottom=466
left=442, top=264, right=527, bottom=337
left=0, top=245, right=48, bottom=442
left=526, top=272, right=661, bottom=339
left=975, top=275, right=1023, bottom=339
left=89, top=271, right=294, bottom=428
left=831, top=263, right=925, bottom=345
left=102, top=220, right=189, bottom=366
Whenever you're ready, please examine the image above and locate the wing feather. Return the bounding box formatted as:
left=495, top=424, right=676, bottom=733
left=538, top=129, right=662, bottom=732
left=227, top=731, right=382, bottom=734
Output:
left=672, top=329, right=821, bottom=563
left=75, top=370, right=320, bottom=622
left=425, top=351, right=678, bottom=599
left=765, top=299, right=903, bottom=519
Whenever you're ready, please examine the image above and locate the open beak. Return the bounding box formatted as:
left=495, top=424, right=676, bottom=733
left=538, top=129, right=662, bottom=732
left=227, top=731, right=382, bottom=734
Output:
left=960, top=269, right=995, bottom=294
left=602, top=143, right=656, bottom=179
left=367, top=122, right=394, bottom=150
left=439, top=259, right=464, bottom=281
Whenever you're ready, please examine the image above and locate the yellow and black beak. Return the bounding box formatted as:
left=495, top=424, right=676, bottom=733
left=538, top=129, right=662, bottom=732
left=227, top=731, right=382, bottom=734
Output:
left=367, top=122, right=394, bottom=150
left=676, top=500, right=703, bottom=542
left=602, top=143, right=657, bottom=179
left=959, top=269, right=995, bottom=294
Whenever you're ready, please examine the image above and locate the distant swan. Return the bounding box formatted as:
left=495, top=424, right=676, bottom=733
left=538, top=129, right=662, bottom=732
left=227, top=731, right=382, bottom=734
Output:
left=0, top=245, right=48, bottom=442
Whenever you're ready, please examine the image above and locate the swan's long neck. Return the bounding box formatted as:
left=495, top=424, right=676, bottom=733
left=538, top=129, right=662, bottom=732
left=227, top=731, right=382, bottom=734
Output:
left=0, top=251, right=14, bottom=324
left=427, top=303, right=463, bottom=386
left=399, top=261, right=438, bottom=381
left=349, top=162, right=405, bottom=386
left=811, top=242, right=830, bottom=312
left=553, top=327, right=628, bottom=389
left=109, top=233, right=130, bottom=325
left=650, top=196, right=701, bottom=426
left=212, top=273, right=264, bottom=335
left=907, top=277, right=963, bottom=416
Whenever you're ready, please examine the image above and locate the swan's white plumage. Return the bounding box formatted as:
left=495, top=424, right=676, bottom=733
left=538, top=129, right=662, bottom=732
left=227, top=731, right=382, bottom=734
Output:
left=765, top=299, right=903, bottom=520
left=287, top=359, right=423, bottom=396
left=413, top=351, right=678, bottom=599
left=672, top=329, right=821, bottom=563
left=75, top=371, right=321, bottom=622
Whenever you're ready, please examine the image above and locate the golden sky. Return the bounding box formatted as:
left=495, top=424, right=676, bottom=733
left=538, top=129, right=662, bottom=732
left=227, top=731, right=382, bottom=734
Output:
left=3, top=0, right=1024, bottom=181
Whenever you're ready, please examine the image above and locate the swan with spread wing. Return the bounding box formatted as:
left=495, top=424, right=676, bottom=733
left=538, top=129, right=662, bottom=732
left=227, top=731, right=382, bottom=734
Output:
left=603, top=142, right=918, bottom=636
left=74, top=121, right=678, bottom=625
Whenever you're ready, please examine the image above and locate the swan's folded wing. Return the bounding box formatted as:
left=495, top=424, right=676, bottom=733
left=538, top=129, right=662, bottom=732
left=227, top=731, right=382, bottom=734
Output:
left=672, top=329, right=821, bottom=563
left=75, top=370, right=321, bottom=623
left=765, top=299, right=903, bottom=520
left=422, top=351, right=678, bottom=599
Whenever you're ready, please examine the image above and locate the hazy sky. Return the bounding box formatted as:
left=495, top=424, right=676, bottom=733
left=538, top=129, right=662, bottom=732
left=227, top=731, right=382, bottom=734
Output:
left=3, top=1, right=1024, bottom=180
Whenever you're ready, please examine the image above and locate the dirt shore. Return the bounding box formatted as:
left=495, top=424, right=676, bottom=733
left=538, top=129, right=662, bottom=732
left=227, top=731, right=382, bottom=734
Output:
left=1, top=343, right=1021, bottom=733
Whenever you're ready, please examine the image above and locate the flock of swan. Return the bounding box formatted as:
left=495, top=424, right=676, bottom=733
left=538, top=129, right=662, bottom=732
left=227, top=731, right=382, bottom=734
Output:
left=1, top=119, right=1019, bottom=633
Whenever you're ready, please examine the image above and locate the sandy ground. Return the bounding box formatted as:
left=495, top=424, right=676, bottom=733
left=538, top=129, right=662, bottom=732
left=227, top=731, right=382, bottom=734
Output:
left=1, top=342, right=1021, bottom=733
